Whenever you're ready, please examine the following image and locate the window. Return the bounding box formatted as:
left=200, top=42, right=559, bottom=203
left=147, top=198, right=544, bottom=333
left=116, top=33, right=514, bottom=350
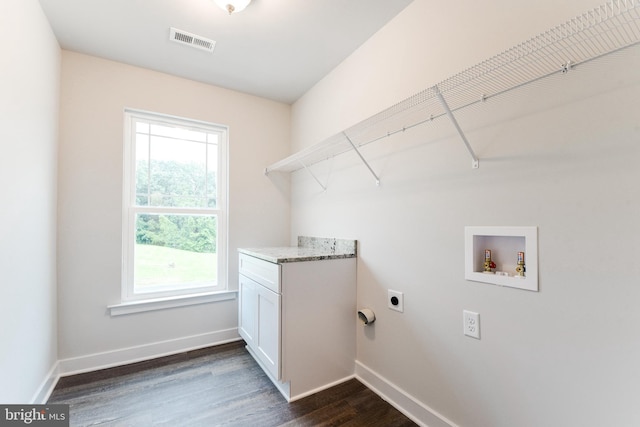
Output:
left=122, top=110, right=227, bottom=302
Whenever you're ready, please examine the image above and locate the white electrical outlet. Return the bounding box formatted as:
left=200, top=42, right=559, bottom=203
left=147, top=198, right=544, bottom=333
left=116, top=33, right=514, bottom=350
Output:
left=388, top=290, right=404, bottom=312
left=463, top=310, right=480, bottom=339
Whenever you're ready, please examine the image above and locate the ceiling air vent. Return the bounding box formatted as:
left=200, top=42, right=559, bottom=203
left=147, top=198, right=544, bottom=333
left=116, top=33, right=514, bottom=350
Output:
left=169, top=27, right=216, bottom=53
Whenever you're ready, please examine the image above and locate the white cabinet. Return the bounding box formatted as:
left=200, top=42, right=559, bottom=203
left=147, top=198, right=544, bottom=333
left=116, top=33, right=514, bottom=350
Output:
left=254, top=279, right=280, bottom=379
left=238, top=273, right=281, bottom=379
left=238, top=274, right=256, bottom=347
left=238, top=252, right=356, bottom=402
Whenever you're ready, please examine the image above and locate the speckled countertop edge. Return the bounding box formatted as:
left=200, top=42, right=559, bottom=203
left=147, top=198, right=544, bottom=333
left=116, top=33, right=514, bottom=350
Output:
left=238, top=236, right=357, bottom=263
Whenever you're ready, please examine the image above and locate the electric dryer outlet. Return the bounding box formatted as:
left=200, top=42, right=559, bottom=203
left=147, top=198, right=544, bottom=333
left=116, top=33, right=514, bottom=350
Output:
left=388, top=290, right=404, bottom=312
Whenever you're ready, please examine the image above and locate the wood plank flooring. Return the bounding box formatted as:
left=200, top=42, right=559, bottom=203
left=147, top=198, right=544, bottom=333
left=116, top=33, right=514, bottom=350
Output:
left=48, top=341, right=417, bottom=426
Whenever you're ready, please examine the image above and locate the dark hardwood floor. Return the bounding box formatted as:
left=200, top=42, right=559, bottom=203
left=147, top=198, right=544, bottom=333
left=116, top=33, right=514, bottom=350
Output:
left=48, top=341, right=417, bottom=426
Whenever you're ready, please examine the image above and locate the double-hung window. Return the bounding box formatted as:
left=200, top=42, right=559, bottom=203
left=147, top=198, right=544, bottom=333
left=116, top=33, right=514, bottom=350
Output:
left=122, top=110, right=227, bottom=303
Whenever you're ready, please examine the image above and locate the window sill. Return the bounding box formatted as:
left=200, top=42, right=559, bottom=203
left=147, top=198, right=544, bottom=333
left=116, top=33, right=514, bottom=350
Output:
left=108, top=290, right=237, bottom=317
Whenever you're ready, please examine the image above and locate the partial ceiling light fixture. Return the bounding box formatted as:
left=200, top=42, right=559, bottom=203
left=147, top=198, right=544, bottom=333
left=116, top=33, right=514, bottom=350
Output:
left=214, top=0, right=251, bottom=15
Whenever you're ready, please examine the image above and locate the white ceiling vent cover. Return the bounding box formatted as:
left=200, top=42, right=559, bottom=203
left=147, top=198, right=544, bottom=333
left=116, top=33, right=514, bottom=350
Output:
left=169, top=27, right=216, bottom=53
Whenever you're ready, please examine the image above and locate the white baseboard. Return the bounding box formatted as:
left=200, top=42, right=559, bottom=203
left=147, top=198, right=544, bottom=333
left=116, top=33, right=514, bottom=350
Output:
left=31, top=362, right=61, bottom=404
left=355, top=360, right=458, bottom=427
left=289, top=374, right=356, bottom=402
left=57, top=328, right=241, bottom=377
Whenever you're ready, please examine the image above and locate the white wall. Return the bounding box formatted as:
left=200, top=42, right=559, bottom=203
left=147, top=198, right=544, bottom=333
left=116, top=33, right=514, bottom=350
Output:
left=291, top=1, right=640, bottom=426
left=0, top=0, right=60, bottom=403
left=57, top=51, right=291, bottom=364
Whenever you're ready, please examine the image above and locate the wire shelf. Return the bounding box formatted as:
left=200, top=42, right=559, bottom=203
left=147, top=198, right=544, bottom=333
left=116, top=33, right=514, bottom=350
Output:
left=265, top=0, right=640, bottom=177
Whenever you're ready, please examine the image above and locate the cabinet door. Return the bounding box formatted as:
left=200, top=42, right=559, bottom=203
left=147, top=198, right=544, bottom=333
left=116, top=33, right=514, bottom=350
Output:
left=256, top=284, right=281, bottom=380
left=238, top=274, right=257, bottom=348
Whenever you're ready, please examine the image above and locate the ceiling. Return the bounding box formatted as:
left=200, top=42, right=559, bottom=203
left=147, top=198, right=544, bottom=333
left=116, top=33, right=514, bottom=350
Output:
left=38, top=0, right=413, bottom=104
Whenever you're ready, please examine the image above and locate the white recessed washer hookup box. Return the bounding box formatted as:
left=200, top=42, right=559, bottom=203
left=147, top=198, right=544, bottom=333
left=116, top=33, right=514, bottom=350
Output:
left=465, top=226, right=538, bottom=291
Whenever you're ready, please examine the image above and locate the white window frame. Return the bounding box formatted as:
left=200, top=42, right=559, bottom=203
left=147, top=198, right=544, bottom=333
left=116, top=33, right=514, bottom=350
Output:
left=120, top=109, right=228, bottom=304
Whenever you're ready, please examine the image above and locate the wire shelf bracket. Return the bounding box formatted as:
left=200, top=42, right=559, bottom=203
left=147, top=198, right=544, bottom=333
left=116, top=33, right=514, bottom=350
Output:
left=433, top=85, right=480, bottom=169
left=344, top=132, right=381, bottom=185
left=298, top=160, right=327, bottom=191
left=265, top=0, right=640, bottom=187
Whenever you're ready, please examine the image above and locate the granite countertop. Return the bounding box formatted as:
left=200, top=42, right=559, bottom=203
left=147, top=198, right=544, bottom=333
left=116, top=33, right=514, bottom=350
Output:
left=238, top=236, right=357, bottom=264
